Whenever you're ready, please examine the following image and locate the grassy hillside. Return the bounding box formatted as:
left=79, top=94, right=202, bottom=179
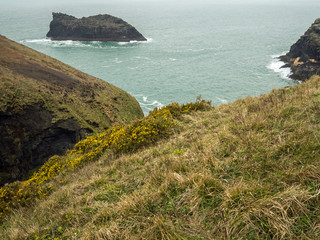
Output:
left=0, top=35, right=143, bottom=185
left=1, top=76, right=320, bottom=239
left=0, top=35, right=143, bottom=130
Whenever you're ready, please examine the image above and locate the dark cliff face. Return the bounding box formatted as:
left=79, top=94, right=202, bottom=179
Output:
left=0, top=104, right=90, bottom=185
left=0, top=35, right=144, bottom=185
left=47, top=12, right=147, bottom=42
left=280, top=18, right=320, bottom=81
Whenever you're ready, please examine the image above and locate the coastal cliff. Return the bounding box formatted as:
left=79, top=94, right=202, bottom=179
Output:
left=1, top=22, right=320, bottom=238
left=1, top=74, right=320, bottom=238
left=281, top=18, right=320, bottom=81
left=46, top=12, right=147, bottom=42
left=0, top=35, right=143, bottom=185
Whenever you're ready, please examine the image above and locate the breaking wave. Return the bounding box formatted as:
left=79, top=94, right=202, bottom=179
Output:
left=133, top=94, right=164, bottom=115
left=20, top=37, right=153, bottom=49
left=216, top=97, right=228, bottom=104
left=117, top=37, right=153, bottom=45
left=267, top=54, right=292, bottom=80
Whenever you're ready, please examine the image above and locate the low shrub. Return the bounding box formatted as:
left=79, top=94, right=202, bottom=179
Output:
left=0, top=100, right=211, bottom=222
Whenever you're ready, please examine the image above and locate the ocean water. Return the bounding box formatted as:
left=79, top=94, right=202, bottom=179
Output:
left=1, top=0, right=320, bottom=115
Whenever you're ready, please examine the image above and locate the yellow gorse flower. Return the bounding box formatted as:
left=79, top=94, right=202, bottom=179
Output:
left=0, top=100, right=211, bottom=221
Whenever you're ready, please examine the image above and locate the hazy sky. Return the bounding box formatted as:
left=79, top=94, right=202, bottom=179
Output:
left=1, top=0, right=319, bottom=4
left=1, top=0, right=319, bottom=13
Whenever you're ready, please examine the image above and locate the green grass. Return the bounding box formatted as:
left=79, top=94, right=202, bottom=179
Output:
left=0, top=35, right=143, bottom=132
left=0, top=100, right=211, bottom=225
left=1, top=75, right=320, bottom=239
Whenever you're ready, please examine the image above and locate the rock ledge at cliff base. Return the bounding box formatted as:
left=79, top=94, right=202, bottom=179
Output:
left=280, top=18, right=320, bottom=81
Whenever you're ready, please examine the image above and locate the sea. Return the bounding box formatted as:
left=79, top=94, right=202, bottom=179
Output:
left=1, top=0, right=320, bottom=115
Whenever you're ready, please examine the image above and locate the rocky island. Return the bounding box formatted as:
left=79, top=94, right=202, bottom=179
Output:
left=280, top=18, right=320, bottom=81
left=0, top=35, right=143, bottom=185
left=46, top=12, right=147, bottom=42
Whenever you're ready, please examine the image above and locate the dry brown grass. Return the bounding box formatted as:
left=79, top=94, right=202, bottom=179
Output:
left=1, top=76, right=320, bottom=239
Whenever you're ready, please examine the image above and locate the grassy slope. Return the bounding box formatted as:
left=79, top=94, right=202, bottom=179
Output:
left=1, top=76, right=320, bottom=239
left=0, top=35, right=143, bottom=131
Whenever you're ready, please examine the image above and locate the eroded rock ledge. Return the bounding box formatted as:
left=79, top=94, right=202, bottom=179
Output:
left=280, top=18, right=320, bottom=81
left=47, top=12, right=147, bottom=42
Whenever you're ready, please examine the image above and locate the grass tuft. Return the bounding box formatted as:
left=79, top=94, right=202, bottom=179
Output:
left=0, top=100, right=211, bottom=223
left=1, top=77, right=320, bottom=239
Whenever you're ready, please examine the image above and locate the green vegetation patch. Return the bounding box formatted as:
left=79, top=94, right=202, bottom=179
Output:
left=0, top=100, right=211, bottom=222
left=2, top=75, right=320, bottom=240
left=0, top=35, right=144, bottom=132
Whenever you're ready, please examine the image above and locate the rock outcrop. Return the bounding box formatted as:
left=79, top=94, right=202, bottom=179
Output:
left=0, top=104, right=89, bottom=184
left=280, top=18, right=320, bottom=81
left=0, top=35, right=144, bottom=185
left=47, top=12, right=147, bottom=42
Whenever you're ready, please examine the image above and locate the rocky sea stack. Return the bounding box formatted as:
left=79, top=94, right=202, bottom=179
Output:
left=0, top=35, right=143, bottom=185
left=280, top=18, right=320, bottom=81
left=46, top=12, right=147, bottom=42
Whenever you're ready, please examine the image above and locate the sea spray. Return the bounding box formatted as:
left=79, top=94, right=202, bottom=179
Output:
left=267, top=54, right=292, bottom=80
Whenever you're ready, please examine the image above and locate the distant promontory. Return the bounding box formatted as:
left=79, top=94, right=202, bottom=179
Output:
left=280, top=18, right=320, bottom=81
left=46, top=12, right=147, bottom=42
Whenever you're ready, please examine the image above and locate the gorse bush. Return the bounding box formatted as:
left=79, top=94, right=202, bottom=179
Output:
left=0, top=100, right=211, bottom=222
left=2, top=78, right=320, bottom=239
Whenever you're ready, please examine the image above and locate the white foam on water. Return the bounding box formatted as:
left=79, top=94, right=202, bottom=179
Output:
left=135, top=56, right=150, bottom=60
left=216, top=97, right=228, bottom=104
left=21, top=38, right=51, bottom=43
left=21, top=38, right=101, bottom=48
left=169, top=58, right=177, bottom=61
left=267, top=54, right=292, bottom=80
left=146, top=38, right=153, bottom=43
left=21, top=38, right=152, bottom=48
left=132, top=94, right=164, bottom=115
left=118, top=40, right=137, bottom=45
left=187, top=48, right=205, bottom=52
left=117, top=37, right=153, bottom=46
left=128, top=66, right=139, bottom=70
left=114, top=58, right=122, bottom=64
left=140, top=101, right=161, bottom=106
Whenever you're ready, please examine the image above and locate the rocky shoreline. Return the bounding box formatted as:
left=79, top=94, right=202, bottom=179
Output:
left=280, top=18, right=320, bottom=81
left=47, top=13, right=147, bottom=42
